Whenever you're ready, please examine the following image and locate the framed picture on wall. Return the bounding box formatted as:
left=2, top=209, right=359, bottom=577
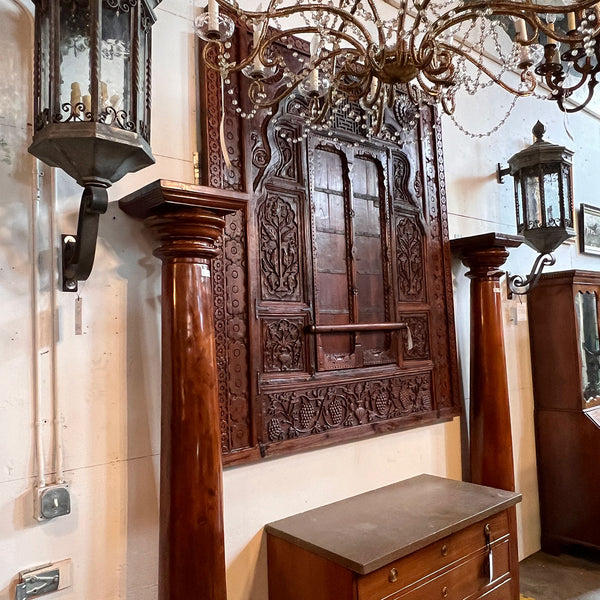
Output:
left=580, top=204, right=600, bottom=255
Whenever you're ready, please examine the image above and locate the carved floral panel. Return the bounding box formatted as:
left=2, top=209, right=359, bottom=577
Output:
left=396, top=216, right=425, bottom=302
left=263, top=318, right=305, bottom=373
left=258, top=194, right=301, bottom=302
left=265, top=373, right=433, bottom=441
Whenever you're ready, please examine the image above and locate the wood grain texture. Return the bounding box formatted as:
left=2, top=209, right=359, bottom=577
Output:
left=266, top=474, right=521, bottom=575
left=267, top=476, right=521, bottom=600
left=451, top=234, right=523, bottom=493
left=528, top=271, right=600, bottom=553
left=196, top=30, right=461, bottom=464
left=119, top=182, right=249, bottom=600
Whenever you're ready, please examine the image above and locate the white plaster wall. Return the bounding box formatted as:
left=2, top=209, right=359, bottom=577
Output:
left=1, top=0, right=600, bottom=598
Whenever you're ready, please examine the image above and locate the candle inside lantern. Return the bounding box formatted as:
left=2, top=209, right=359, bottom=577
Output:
left=100, top=81, right=109, bottom=107
left=71, top=82, right=81, bottom=106
left=82, top=94, right=91, bottom=113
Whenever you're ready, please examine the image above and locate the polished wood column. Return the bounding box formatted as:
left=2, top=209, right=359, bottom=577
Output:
left=451, top=233, right=523, bottom=492
left=120, top=180, right=249, bottom=600
left=452, top=233, right=523, bottom=600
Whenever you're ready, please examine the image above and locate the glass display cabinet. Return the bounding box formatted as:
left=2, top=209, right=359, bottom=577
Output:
left=528, top=270, right=600, bottom=553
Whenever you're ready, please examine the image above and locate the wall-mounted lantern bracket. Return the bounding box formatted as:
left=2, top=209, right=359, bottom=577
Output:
left=496, top=163, right=511, bottom=183
left=62, top=184, right=108, bottom=292
left=507, top=252, right=556, bottom=298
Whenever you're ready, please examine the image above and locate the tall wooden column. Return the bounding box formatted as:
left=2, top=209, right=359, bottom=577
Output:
left=120, top=180, right=249, bottom=600
left=451, top=232, right=523, bottom=492
left=452, top=233, right=524, bottom=600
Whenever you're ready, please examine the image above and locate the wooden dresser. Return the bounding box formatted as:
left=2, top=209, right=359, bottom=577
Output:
left=266, top=475, right=521, bottom=600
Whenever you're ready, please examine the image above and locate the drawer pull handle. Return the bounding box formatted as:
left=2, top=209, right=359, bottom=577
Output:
left=388, top=568, right=398, bottom=583
left=442, top=585, right=448, bottom=598
left=483, top=523, right=494, bottom=583
left=441, top=544, right=448, bottom=556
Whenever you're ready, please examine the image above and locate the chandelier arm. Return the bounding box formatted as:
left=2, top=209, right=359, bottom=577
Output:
left=556, top=78, right=599, bottom=112
left=430, top=0, right=599, bottom=19
left=241, top=3, right=375, bottom=46
left=437, top=43, right=536, bottom=96
left=416, top=71, right=443, bottom=98
left=359, top=77, right=382, bottom=110
left=429, top=2, right=599, bottom=46
left=360, top=0, right=386, bottom=48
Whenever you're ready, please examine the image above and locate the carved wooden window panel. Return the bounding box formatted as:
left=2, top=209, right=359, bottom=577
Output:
left=196, top=28, right=460, bottom=465
left=309, top=141, right=396, bottom=371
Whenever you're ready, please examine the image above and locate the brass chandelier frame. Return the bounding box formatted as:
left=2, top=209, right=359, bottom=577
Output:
left=196, top=0, right=600, bottom=135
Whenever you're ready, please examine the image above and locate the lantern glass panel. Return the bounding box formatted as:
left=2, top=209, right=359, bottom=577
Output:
left=524, top=168, right=542, bottom=229
left=562, top=165, right=573, bottom=226
left=514, top=175, right=523, bottom=230
left=59, top=0, right=92, bottom=119
left=38, top=9, right=51, bottom=118
left=542, top=164, right=561, bottom=227
left=100, top=3, right=132, bottom=125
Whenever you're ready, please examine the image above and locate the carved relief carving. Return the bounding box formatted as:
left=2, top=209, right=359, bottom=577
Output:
left=401, top=314, right=430, bottom=361
left=197, top=30, right=459, bottom=462
left=258, top=195, right=301, bottom=301
left=396, top=216, right=425, bottom=301
left=265, top=373, right=433, bottom=441
left=263, top=319, right=304, bottom=372
left=392, top=152, right=414, bottom=207
left=274, top=124, right=300, bottom=181
left=213, top=210, right=251, bottom=453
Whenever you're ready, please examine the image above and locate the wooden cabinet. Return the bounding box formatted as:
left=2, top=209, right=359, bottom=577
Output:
left=266, top=475, right=521, bottom=600
left=528, top=269, right=600, bottom=553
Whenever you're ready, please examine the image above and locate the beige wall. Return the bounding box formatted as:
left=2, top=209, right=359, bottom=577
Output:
left=1, top=0, right=600, bottom=598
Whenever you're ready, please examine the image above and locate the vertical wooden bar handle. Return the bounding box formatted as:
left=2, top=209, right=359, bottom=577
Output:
left=120, top=180, right=249, bottom=600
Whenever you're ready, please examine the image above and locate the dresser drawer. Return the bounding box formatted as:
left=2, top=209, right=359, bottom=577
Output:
left=366, top=538, right=510, bottom=600
left=358, top=511, right=509, bottom=600
left=478, top=579, right=513, bottom=600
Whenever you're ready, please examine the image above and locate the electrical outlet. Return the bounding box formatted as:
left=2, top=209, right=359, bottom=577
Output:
left=16, top=559, right=72, bottom=600
left=34, top=484, right=71, bottom=521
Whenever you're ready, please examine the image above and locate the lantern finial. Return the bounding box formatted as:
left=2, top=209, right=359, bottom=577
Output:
left=533, top=121, right=546, bottom=143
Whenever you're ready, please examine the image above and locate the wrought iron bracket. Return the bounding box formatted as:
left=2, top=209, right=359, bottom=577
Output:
left=496, top=163, right=510, bottom=184
left=62, top=184, right=109, bottom=292
left=507, top=252, right=556, bottom=297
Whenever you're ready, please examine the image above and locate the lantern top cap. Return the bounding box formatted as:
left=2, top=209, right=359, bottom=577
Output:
left=508, top=121, right=573, bottom=172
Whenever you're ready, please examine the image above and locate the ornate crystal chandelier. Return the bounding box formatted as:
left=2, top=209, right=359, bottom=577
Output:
left=194, top=0, right=600, bottom=139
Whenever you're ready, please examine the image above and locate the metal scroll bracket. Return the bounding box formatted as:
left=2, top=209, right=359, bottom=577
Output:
left=62, top=184, right=109, bottom=292
left=507, top=252, right=556, bottom=298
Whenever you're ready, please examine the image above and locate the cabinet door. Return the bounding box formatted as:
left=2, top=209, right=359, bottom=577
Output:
left=575, top=287, right=600, bottom=408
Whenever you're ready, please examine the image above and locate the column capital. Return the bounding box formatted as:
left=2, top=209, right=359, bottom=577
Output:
left=119, top=179, right=249, bottom=260
left=451, top=232, right=524, bottom=280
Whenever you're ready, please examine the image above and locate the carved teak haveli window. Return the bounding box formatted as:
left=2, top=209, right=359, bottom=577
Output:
left=197, top=31, right=460, bottom=466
